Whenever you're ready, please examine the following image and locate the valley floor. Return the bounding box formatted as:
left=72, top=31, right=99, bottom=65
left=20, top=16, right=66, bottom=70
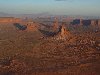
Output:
left=0, top=24, right=100, bottom=75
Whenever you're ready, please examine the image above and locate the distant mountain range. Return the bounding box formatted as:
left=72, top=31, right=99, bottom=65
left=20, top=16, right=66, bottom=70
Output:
left=0, top=12, right=51, bottom=18
left=0, top=12, right=100, bottom=19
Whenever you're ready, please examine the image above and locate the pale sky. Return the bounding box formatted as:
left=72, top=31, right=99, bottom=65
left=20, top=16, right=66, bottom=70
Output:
left=0, top=0, right=100, bottom=16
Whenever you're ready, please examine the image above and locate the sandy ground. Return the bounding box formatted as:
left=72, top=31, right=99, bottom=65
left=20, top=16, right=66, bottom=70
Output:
left=0, top=23, right=100, bottom=75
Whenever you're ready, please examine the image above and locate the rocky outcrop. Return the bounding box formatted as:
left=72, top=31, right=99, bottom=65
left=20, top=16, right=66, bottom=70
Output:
left=26, top=22, right=38, bottom=31
left=53, top=17, right=59, bottom=31
left=53, top=25, right=71, bottom=40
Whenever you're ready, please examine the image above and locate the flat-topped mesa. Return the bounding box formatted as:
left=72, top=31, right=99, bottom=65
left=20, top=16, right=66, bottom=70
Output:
left=26, top=21, right=38, bottom=31
left=0, top=17, right=21, bottom=23
left=14, top=18, right=39, bottom=31
left=22, top=18, right=38, bottom=31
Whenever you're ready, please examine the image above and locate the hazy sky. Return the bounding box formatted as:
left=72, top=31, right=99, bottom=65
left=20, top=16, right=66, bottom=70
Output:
left=0, top=0, right=100, bottom=16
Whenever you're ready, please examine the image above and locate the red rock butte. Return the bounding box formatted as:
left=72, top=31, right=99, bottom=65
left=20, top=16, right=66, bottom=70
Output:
left=60, top=25, right=70, bottom=38
left=26, top=22, right=38, bottom=31
left=54, top=25, right=71, bottom=40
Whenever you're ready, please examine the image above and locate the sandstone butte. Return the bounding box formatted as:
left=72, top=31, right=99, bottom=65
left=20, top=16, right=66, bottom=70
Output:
left=53, top=25, right=71, bottom=40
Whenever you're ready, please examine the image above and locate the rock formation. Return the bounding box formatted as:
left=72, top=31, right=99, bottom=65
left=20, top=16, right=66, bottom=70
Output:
left=60, top=25, right=70, bottom=38
left=53, top=17, right=59, bottom=31
left=80, top=19, right=83, bottom=25
left=54, top=23, right=71, bottom=40
left=26, top=22, right=38, bottom=31
left=98, top=20, right=100, bottom=27
left=91, top=20, right=98, bottom=26
left=0, top=17, right=21, bottom=23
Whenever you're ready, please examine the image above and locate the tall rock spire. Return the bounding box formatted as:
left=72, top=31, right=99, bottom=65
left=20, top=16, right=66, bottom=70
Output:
left=53, top=22, right=71, bottom=40
left=53, top=17, right=59, bottom=31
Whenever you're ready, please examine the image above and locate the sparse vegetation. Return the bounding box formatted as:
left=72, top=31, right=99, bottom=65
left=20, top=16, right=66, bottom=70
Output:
left=0, top=22, right=100, bottom=75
